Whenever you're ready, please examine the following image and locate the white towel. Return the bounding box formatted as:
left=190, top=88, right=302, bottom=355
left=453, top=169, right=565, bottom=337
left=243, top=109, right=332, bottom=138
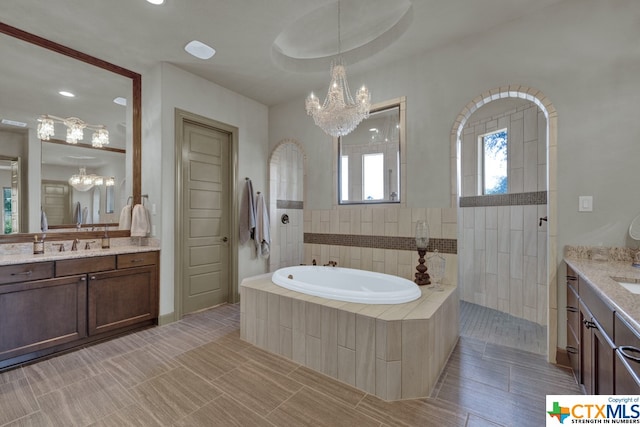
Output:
left=254, top=192, right=270, bottom=258
left=40, top=209, right=48, bottom=232
left=118, top=204, right=132, bottom=230
left=239, top=179, right=256, bottom=244
left=130, top=204, right=150, bottom=237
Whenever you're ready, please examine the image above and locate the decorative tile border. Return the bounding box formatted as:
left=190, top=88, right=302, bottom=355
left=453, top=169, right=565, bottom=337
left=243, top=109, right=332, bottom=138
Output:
left=304, top=233, right=457, bottom=254
left=459, top=191, right=547, bottom=207
left=277, top=200, right=303, bottom=209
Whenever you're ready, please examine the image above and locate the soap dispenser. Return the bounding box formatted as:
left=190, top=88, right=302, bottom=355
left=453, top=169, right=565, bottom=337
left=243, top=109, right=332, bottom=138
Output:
left=101, top=227, right=110, bottom=249
left=33, top=235, right=44, bottom=255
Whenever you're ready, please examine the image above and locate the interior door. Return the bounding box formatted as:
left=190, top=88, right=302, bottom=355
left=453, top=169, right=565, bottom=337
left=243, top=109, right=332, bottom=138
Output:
left=180, top=120, right=230, bottom=314
left=41, top=180, right=71, bottom=225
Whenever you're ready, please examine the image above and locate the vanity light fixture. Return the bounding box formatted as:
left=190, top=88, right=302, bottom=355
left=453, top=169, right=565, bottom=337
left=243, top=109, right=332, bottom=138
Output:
left=305, top=0, right=371, bottom=137
left=68, top=167, right=115, bottom=192
left=37, top=114, right=109, bottom=147
left=185, top=40, right=216, bottom=60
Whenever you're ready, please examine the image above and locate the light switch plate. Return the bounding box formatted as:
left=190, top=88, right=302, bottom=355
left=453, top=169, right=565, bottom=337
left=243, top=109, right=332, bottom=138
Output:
left=579, top=196, right=593, bottom=212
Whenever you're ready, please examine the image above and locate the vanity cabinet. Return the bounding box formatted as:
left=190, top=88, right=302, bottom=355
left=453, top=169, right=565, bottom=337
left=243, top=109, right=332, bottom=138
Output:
left=88, top=252, right=158, bottom=335
left=0, top=262, right=86, bottom=365
left=566, top=265, right=615, bottom=394
left=614, top=313, right=640, bottom=393
left=0, top=250, right=159, bottom=370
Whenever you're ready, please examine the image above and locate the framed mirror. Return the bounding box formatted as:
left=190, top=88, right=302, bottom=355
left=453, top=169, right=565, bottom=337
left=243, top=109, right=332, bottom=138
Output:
left=338, top=97, right=405, bottom=204
left=0, top=22, right=141, bottom=242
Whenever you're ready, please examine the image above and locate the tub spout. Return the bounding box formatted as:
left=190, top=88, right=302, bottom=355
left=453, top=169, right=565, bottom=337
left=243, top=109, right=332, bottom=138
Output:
left=324, top=261, right=337, bottom=267
left=312, top=259, right=317, bottom=266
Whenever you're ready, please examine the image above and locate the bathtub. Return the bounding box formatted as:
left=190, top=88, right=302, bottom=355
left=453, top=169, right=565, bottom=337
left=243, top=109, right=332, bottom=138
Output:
left=271, top=265, right=421, bottom=304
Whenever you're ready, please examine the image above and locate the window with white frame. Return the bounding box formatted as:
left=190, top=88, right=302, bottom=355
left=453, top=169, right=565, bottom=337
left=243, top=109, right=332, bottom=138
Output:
left=479, top=129, right=508, bottom=195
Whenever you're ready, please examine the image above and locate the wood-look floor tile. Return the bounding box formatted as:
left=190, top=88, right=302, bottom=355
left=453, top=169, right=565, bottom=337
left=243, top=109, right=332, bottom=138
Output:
left=38, top=371, right=133, bottom=427
left=509, top=363, right=582, bottom=400
left=23, top=349, right=103, bottom=396
left=174, top=394, right=275, bottom=427
left=132, top=366, right=222, bottom=424
left=1, top=410, right=54, bottom=427
left=442, top=352, right=510, bottom=391
left=287, top=365, right=366, bottom=407
left=89, top=403, right=164, bottom=427
left=0, top=378, right=40, bottom=426
left=141, top=323, right=214, bottom=357
left=435, top=375, right=541, bottom=427
left=466, top=413, right=506, bottom=427
left=356, top=394, right=467, bottom=427
left=101, top=345, right=179, bottom=389
left=240, top=344, right=300, bottom=376
left=0, top=366, right=25, bottom=385
left=211, top=360, right=303, bottom=416
left=84, top=331, right=144, bottom=363
left=482, top=342, right=548, bottom=369
left=266, top=386, right=380, bottom=427
left=175, top=341, right=249, bottom=381
left=178, top=312, right=229, bottom=334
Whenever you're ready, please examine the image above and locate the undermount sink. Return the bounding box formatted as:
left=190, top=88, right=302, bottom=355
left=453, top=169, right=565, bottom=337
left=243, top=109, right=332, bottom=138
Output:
left=612, top=277, right=640, bottom=294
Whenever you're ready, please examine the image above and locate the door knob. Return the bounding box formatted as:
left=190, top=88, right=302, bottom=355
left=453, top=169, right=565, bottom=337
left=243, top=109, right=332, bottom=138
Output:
left=221, top=236, right=228, bottom=242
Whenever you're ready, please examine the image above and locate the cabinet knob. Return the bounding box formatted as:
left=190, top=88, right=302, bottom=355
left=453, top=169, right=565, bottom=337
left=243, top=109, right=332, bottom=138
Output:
left=90, top=276, right=97, bottom=280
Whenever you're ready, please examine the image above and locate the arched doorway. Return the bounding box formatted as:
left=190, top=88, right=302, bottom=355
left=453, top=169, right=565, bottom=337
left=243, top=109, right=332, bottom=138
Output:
left=451, top=86, right=558, bottom=363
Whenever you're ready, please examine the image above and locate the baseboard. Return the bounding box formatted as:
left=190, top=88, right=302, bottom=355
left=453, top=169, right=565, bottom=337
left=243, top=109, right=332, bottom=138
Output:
left=158, top=312, right=176, bottom=326
left=555, top=347, right=571, bottom=368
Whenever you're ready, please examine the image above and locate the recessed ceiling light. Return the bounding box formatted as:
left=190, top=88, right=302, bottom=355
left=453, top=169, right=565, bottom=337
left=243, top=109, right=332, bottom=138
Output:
left=1, top=118, right=27, bottom=127
left=113, top=97, right=127, bottom=106
left=146, top=0, right=164, bottom=4
left=185, top=40, right=216, bottom=60
left=59, top=91, right=75, bottom=97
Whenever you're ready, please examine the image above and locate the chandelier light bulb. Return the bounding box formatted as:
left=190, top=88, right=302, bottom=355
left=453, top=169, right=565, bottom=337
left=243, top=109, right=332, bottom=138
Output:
left=37, top=117, right=55, bottom=140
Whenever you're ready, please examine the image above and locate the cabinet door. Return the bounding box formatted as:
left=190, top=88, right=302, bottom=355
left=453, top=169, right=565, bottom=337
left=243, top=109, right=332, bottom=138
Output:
left=88, top=266, right=158, bottom=335
left=580, top=302, right=594, bottom=394
left=0, top=275, right=86, bottom=362
left=566, top=283, right=580, bottom=381
left=616, top=349, right=640, bottom=394
left=593, top=324, right=615, bottom=395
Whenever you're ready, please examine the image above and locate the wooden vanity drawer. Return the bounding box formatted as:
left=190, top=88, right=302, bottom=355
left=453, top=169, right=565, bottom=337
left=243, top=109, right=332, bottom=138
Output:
left=117, top=251, right=157, bottom=269
left=56, top=256, right=116, bottom=277
left=0, top=262, right=54, bottom=284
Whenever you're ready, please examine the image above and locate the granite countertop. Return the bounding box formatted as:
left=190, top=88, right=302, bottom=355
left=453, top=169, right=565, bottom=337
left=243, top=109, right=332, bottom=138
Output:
left=564, top=257, right=640, bottom=335
left=0, top=244, right=160, bottom=266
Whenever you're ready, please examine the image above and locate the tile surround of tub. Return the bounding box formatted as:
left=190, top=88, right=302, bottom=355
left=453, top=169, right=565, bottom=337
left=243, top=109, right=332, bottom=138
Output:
left=240, top=275, right=459, bottom=401
left=302, top=206, right=458, bottom=285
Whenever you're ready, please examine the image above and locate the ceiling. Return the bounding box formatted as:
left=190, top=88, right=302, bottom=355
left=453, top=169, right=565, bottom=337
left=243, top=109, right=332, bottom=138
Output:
left=0, top=0, right=567, bottom=108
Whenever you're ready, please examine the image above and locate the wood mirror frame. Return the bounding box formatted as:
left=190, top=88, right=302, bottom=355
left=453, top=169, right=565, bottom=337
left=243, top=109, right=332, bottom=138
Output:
left=0, top=22, right=141, bottom=243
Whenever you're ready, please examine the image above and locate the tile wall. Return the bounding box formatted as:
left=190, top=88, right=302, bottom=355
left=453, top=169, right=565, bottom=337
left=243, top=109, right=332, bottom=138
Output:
left=269, top=141, right=304, bottom=271
left=458, top=103, right=548, bottom=325
left=303, top=207, right=458, bottom=286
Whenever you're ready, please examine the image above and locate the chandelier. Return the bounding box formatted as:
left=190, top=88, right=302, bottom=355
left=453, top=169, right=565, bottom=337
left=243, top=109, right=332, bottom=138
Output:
left=37, top=115, right=110, bottom=148
left=68, top=167, right=115, bottom=192
left=305, top=1, right=371, bottom=137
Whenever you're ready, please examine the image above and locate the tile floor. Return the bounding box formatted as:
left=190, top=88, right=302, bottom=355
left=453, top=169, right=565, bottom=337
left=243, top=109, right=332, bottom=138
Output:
left=0, top=302, right=581, bottom=426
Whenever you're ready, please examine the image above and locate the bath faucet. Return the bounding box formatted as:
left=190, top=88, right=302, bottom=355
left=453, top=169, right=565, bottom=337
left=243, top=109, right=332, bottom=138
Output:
left=52, top=243, right=65, bottom=252
left=85, top=240, right=96, bottom=250
left=312, top=259, right=317, bottom=265
left=324, top=261, right=337, bottom=267
left=71, top=239, right=80, bottom=251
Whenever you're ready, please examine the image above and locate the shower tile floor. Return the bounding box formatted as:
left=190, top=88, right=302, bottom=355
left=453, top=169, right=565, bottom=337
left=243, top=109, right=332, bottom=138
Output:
left=0, top=301, right=581, bottom=426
